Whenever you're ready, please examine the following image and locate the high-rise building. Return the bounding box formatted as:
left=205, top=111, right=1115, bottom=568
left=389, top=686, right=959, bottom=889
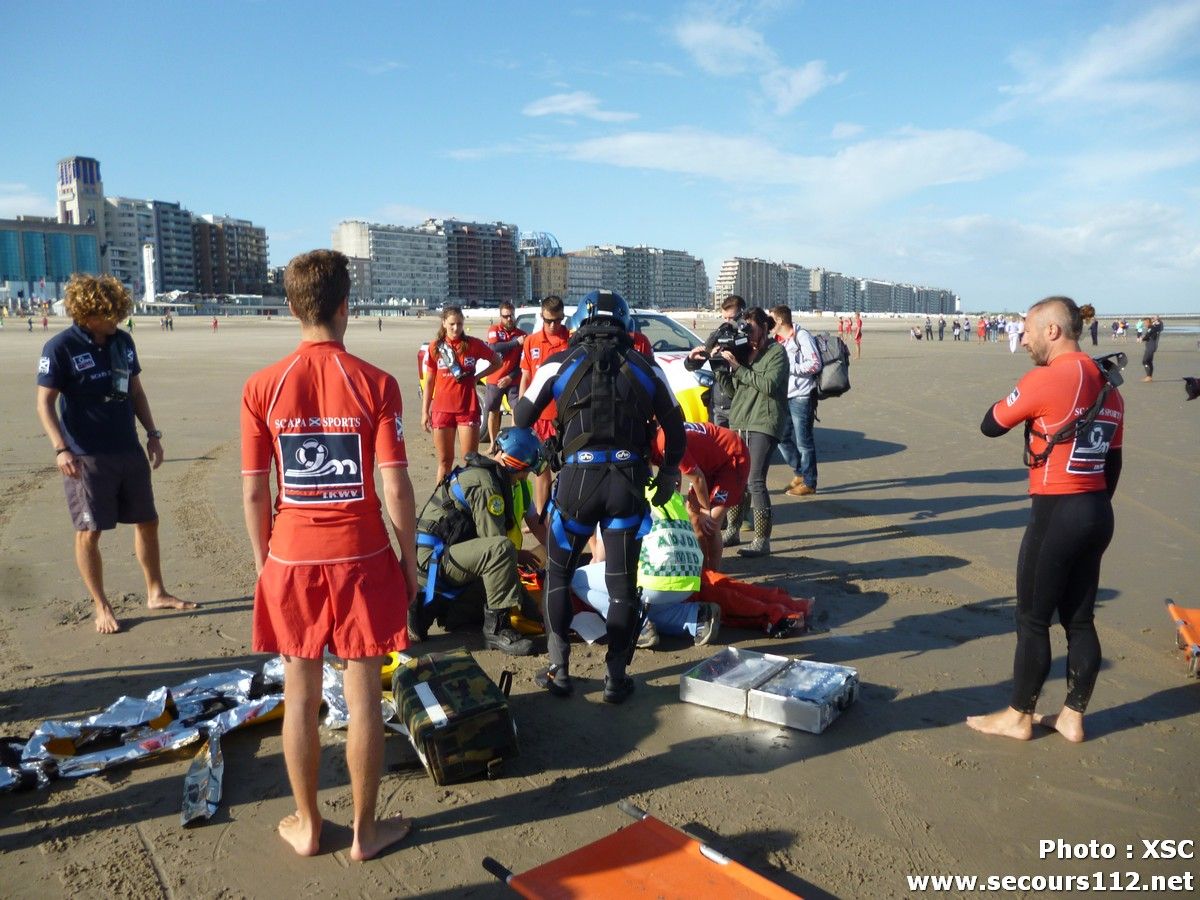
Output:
left=103, top=197, right=157, bottom=296
left=56, top=156, right=105, bottom=232
left=0, top=216, right=101, bottom=304
left=194, top=214, right=269, bottom=294
left=332, top=220, right=447, bottom=303
left=567, top=244, right=708, bottom=309
left=783, top=263, right=812, bottom=309
left=862, top=278, right=895, bottom=313
left=153, top=202, right=195, bottom=292
left=529, top=255, right=568, bottom=302
left=424, top=219, right=520, bottom=305
left=714, top=257, right=787, bottom=308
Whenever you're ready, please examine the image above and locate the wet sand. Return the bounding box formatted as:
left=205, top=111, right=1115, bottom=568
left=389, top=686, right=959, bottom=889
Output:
left=1, top=314, right=1197, bottom=898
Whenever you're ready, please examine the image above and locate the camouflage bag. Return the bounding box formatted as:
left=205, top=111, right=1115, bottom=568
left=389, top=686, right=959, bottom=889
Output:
left=391, top=649, right=517, bottom=785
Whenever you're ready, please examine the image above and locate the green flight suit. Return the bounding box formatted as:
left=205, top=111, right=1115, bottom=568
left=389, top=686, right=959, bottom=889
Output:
left=416, top=462, right=525, bottom=613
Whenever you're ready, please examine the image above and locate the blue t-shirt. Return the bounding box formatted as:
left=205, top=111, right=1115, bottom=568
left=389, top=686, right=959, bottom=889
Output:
left=37, top=324, right=143, bottom=455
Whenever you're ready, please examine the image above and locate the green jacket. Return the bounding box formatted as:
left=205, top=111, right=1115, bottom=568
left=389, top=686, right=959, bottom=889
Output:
left=716, top=340, right=789, bottom=439
left=416, top=460, right=512, bottom=569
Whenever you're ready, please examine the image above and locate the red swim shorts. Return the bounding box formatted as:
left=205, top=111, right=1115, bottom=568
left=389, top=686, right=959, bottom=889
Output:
left=252, top=547, right=408, bottom=659
left=430, top=409, right=481, bottom=429
left=533, top=417, right=557, bottom=442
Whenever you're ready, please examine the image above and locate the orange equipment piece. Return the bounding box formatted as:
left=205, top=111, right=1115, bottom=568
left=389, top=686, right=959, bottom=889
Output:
left=1165, top=601, right=1200, bottom=677
left=699, top=570, right=813, bottom=636
left=483, top=801, right=799, bottom=899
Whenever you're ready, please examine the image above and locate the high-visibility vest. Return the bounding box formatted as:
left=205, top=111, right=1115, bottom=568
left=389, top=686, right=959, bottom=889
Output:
left=637, top=488, right=702, bottom=594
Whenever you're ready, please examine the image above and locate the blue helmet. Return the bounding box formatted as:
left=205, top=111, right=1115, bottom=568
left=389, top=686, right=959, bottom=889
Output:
left=570, top=289, right=632, bottom=331
left=494, top=427, right=547, bottom=475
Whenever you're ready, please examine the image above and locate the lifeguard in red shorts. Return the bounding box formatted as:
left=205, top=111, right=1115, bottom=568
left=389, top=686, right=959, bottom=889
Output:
left=421, top=306, right=499, bottom=482
left=652, top=420, right=749, bottom=572
left=241, top=249, right=419, bottom=861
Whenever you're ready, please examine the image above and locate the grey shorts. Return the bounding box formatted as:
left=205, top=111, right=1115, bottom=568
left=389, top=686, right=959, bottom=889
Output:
left=64, top=451, right=158, bottom=531
left=482, top=381, right=520, bottom=415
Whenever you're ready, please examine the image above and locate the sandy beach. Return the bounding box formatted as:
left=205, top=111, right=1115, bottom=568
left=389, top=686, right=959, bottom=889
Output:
left=1, top=313, right=1196, bottom=899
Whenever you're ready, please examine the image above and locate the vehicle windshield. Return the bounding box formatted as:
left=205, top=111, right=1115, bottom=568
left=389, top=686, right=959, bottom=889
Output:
left=516, top=311, right=698, bottom=352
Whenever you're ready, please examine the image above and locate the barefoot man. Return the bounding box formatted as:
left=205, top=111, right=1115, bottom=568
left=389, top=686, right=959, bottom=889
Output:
left=968, top=296, right=1124, bottom=743
left=241, top=249, right=418, bottom=860
left=35, top=274, right=195, bottom=633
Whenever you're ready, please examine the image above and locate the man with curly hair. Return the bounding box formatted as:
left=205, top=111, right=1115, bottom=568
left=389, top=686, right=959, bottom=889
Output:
left=35, top=274, right=194, bottom=634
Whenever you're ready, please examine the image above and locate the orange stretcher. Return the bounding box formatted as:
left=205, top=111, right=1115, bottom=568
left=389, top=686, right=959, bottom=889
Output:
left=483, top=801, right=799, bottom=899
left=1165, top=601, right=1200, bottom=677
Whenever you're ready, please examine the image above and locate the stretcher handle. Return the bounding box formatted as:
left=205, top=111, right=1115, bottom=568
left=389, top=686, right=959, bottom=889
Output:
left=618, top=800, right=648, bottom=821
left=482, top=856, right=513, bottom=883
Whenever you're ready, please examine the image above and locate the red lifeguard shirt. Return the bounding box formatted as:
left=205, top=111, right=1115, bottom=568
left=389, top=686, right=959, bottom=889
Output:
left=520, top=327, right=570, bottom=423
left=241, top=341, right=408, bottom=564
left=485, top=322, right=527, bottom=385
left=424, top=334, right=490, bottom=415
left=651, top=421, right=747, bottom=475
left=991, top=351, right=1124, bottom=495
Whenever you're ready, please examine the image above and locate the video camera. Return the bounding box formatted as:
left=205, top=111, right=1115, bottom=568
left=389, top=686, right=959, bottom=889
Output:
left=710, top=320, right=753, bottom=368
left=1094, top=352, right=1126, bottom=388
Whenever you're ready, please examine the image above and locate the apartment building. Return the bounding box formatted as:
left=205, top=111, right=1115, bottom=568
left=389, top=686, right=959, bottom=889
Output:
left=194, top=214, right=269, bottom=295
left=425, top=219, right=520, bottom=305
left=332, top=220, right=448, bottom=303
left=0, top=216, right=101, bottom=304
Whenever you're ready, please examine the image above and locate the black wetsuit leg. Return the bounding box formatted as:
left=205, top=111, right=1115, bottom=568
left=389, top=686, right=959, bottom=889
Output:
left=1010, top=492, right=1114, bottom=714
left=1142, top=338, right=1158, bottom=377
left=545, top=462, right=649, bottom=678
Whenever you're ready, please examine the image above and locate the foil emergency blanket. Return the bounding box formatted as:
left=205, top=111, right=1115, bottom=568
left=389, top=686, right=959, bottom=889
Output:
left=3, top=656, right=363, bottom=826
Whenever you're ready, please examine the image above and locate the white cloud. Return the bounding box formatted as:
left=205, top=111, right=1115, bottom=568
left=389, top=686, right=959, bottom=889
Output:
left=673, top=11, right=843, bottom=113
left=565, top=127, right=1023, bottom=207
left=521, top=91, right=638, bottom=122
left=673, top=18, right=770, bottom=75
left=0, top=183, right=54, bottom=218
left=1060, top=144, right=1200, bottom=185
left=348, top=60, right=405, bottom=76
left=761, top=61, right=845, bottom=115
left=1000, top=0, right=1200, bottom=115
left=831, top=122, right=864, bottom=140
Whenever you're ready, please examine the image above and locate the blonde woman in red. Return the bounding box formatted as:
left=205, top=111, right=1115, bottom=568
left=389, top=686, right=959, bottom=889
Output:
left=421, top=306, right=499, bottom=482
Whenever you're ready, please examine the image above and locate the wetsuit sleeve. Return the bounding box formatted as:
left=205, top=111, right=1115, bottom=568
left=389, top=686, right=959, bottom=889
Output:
left=1104, top=447, right=1122, bottom=497
left=650, top=365, right=685, bottom=468
left=980, top=407, right=1011, bottom=437
left=513, top=355, right=562, bottom=428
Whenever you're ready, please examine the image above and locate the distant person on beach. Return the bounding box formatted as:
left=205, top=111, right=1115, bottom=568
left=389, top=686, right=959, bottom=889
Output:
left=482, top=300, right=526, bottom=445
left=41, top=315, right=48, bottom=330
left=852, top=312, right=863, bottom=359
left=968, top=295, right=1123, bottom=744
left=422, top=306, right=499, bottom=482
left=1006, top=316, right=1023, bottom=353
left=35, top=274, right=195, bottom=634
left=211, top=317, right=219, bottom=333
left=1140, top=314, right=1163, bottom=382
left=924, top=317, right=933, bottom=341
left=952, top=319, right=961, bottom=340
left=938, top=315, right=946, bottom=341
left=241, top=249, right=417, bottom=860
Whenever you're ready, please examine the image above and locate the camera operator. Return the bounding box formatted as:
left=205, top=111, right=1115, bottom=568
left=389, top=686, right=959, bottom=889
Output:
left=710, top=307, right=788, bottom=559
left=686, top=294, right=746, bottom=427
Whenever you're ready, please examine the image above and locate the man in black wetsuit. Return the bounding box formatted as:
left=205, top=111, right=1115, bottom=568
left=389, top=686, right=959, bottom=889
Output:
left=514, top=290, right=685, bottom=703
left=968, top=295, right=1124, bottom=743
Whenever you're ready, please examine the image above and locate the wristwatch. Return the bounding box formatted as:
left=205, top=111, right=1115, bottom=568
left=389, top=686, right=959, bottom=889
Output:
left=146, top=429, right=163, bottom=440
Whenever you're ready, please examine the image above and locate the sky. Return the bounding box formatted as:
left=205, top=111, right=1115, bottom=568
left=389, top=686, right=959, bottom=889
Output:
left=3, top=0, right=1199, bottom=313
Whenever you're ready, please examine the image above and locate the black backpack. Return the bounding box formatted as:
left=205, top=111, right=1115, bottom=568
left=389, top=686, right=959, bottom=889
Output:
left=553, top=320, right=655, bottom=458
left=814, top=334, right=851, bottom=399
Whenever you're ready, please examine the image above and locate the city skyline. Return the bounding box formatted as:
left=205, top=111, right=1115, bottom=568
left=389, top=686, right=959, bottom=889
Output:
left=3, top=1, right=1198, bottom=313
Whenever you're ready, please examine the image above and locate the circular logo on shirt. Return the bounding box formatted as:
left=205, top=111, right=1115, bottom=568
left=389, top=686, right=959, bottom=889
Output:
left=486, top=493, right=505, bottom=517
